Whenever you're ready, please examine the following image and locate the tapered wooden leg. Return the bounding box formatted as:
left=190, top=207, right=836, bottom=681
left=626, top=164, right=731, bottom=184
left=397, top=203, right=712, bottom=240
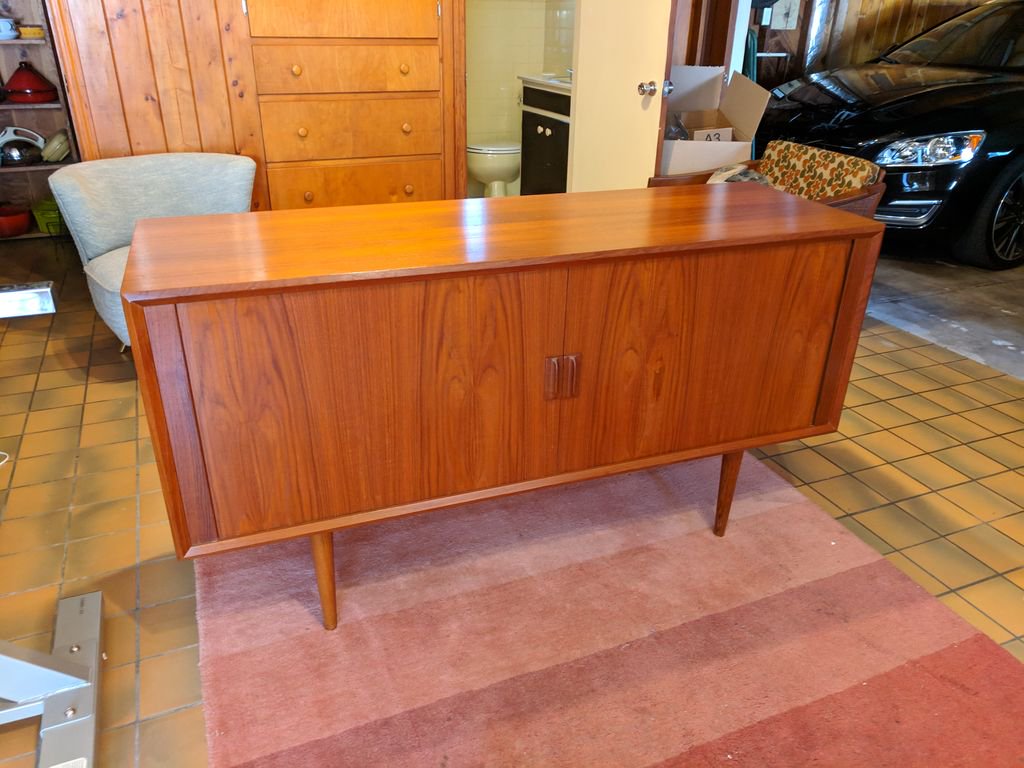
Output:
left=714, top=451, right=744, bottom=537
left=310, top=532, right=338, bottom=630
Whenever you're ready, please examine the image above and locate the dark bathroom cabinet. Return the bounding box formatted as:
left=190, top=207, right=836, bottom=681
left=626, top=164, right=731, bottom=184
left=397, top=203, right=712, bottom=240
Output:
left=520, top=85, right=570, bottom=195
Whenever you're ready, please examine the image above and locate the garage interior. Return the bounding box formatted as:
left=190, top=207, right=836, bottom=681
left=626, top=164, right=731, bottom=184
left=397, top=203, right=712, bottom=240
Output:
left=2, top=0, right=1023, bottom=765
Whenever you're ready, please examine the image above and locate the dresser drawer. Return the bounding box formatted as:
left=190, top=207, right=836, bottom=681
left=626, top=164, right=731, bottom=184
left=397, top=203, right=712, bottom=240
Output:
left=246, top=0, right=439, bottom=38
left=260, top=96, right=442, bottom=162
left=267, top=158, right=443, bottom=209
left=253, top=44, right=441, bottom=95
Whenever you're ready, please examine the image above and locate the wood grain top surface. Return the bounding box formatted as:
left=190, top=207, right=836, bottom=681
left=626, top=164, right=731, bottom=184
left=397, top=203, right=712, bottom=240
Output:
left=122, top=184, right=883, bottom=303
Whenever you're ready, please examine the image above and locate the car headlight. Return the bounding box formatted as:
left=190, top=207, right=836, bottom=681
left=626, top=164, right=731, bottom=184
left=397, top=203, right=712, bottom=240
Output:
left=875, top=131, right=985, bottom=166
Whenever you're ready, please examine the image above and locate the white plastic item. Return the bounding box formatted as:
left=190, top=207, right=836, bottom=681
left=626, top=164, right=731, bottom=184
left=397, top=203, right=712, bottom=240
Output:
left=0, top=126, right=45, bottom=149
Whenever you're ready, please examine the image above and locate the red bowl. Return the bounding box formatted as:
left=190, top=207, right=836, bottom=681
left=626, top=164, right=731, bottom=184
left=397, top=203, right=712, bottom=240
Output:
left=0, top=207, right=31, bottom=237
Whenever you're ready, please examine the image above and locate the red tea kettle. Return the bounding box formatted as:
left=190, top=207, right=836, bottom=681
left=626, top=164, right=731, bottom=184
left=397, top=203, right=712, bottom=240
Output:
left=2, top=62, right=58, bottom=103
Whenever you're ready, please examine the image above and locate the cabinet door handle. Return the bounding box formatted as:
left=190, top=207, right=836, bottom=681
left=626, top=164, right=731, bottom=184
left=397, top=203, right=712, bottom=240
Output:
left=544, top=356, right=561, bottom=400
left=291, top=64, right=303, bottom=76
left=564, top=354, right=580, bottom=398
left=303, top=191, right=314, bottom=203
left=401, top=123, right=413, bottom=134
left=404, top=184, right=415, bottom=195
left=536, top=125, right=544, bottom=134
left=399, top=63, right=410, bottom=75
left=297, top=127, right=309, bottom=138
left=545, top=128, right=552, bottom=137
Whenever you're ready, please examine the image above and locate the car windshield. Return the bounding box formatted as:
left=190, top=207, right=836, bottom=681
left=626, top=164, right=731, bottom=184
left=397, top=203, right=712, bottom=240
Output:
left=886, top=3, right=1024, bottom=68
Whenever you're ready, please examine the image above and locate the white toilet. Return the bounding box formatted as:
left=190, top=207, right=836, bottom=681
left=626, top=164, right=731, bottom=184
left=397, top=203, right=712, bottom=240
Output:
left=466, top=140, right=521, bottom=197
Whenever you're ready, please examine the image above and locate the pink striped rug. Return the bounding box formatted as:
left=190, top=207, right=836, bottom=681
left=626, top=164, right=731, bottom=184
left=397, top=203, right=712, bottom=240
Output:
left=195, top=456, right=1024, bottom=767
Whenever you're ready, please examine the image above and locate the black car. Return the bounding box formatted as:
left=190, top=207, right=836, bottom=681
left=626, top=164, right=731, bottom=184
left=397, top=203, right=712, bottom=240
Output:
left=757, top=0, right=1024, bottom=269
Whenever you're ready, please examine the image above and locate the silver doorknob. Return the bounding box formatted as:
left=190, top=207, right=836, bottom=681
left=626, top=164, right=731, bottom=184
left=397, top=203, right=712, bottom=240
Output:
left=637, top=81, right=657, bottom=97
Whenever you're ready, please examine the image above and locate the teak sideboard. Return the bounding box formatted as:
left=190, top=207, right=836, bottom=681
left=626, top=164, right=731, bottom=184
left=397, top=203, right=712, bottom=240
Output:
left=123, top=184, right=883, bottom=629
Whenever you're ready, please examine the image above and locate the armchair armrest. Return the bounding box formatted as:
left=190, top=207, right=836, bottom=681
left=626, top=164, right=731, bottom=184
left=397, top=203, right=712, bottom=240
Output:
left=818, top=180, right=887, bottom=218
left=648, top=163, right=886, bottom=219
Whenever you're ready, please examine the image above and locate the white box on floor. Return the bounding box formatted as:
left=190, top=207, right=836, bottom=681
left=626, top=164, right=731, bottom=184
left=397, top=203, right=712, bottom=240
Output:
left=661, top=67, right=771, bottom=175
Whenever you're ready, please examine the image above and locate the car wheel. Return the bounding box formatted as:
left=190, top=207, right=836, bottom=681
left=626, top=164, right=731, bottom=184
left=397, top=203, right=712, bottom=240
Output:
left=956, top=156, right=1024, bottom=270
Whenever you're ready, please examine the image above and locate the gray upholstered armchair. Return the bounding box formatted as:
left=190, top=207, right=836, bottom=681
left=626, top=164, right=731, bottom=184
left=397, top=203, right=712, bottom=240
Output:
left=49, top=153, right=257, bottom=347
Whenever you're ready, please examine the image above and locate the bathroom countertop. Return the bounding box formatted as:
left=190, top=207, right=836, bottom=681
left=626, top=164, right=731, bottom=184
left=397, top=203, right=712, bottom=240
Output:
left=518, top=74, right=573, bottom=96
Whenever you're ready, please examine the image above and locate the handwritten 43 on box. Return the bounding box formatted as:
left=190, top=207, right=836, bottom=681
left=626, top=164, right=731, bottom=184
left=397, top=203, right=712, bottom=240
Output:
left=691, top=127, right=733, bottom=142
left=661, top=66, right=770, bottom=175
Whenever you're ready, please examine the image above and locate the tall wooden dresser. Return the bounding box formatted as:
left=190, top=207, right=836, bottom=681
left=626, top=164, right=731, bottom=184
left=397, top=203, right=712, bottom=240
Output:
left=241, top=0, right=461, bottom=209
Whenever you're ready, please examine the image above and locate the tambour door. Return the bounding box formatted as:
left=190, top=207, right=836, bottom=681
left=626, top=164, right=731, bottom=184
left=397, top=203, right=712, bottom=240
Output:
left=260, top=96, right=442, bottom=163
left=556, top=241, right=851, bottom=472
left=246, top=0, right=440, bottom=39
left=174, top=269, right=567, bottom=540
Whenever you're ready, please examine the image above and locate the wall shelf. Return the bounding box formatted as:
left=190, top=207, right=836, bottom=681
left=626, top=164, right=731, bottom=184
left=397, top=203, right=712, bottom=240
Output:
left=0, top=162, right=69, bottom=173
left=0, top=228, right=55, bottom=240
left=0, top=101, right=63, bottom=109
left=0, top=0, right=79, bottom=211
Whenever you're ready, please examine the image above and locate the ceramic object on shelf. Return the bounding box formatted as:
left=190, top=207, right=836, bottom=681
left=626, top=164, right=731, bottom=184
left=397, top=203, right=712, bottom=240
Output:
left=41, top=129, right=70, bottom=162
left=2, top=61, right=58, bottom=103
left=0, top=18, right=18, bottom=40
left=17, top=26, right=45, bottom=39
left=0, top=207, right=31, bottom=237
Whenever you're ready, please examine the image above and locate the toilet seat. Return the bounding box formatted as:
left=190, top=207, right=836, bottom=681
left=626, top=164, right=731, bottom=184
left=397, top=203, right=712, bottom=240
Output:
left=467, top=141, right=520, bottom=155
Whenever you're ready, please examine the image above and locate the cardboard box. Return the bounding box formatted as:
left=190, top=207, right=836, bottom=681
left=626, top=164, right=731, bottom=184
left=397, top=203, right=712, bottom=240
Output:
left=661, top=67, right=771, bottom=175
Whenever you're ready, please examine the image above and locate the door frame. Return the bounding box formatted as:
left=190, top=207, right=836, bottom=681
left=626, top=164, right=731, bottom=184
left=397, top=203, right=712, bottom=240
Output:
left=446, top=0, right=468, bottom=199
left=654, top=0, right=683, bottom=179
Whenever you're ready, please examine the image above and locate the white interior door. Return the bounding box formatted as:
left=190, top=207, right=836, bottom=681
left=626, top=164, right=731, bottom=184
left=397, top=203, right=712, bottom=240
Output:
left=567, top=0, right=675, bottom=192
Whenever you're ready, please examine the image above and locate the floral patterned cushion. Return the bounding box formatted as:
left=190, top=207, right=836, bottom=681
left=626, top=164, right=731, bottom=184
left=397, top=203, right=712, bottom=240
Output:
left=758, top=140, right=881, bottom=201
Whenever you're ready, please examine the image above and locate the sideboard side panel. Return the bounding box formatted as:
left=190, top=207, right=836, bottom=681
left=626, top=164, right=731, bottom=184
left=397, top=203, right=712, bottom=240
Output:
left=128, top=303, right=219, bottom=554
left=814, top=232, right=883, bottom=426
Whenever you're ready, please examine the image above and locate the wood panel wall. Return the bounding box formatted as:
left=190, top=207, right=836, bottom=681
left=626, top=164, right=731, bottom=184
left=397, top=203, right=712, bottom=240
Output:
left=811, top=0, right=978, bottom=70
left=45, top=0, right=271, bottom=207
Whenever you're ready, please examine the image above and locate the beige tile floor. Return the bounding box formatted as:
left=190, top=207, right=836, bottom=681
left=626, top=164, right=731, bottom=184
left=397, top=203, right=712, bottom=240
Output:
left=757, top=320, right=1024, bottom=657
left=1, top=241, right=1023, bottom=766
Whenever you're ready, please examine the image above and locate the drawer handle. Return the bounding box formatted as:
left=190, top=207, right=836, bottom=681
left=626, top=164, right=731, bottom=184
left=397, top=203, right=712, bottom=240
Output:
left=291, top=64, right=303, bottom=76
left=404, top=184, right=414, bottom=195
left=399, top=63, right=410, bottom=75
left=401, top=123, right=412, bottom=135
left=303, top=191, right=314, bottom=203
left=297, top=127, right=309, bottom=138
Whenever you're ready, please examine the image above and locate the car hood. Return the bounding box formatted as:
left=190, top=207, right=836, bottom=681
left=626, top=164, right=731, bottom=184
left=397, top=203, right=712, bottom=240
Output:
left=765, top=64, right=1024, bottom=149
left=780, top=64, right=1022, bottom=110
